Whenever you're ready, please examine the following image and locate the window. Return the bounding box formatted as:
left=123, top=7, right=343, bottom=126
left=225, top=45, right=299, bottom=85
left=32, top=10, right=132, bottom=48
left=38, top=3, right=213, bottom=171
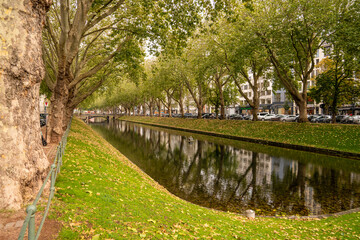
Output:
left=266, top=90, right=271, bottom=95
left=316, top=49, right=319, bottom=58
left=316, top=59, right=319, bottom=65
left=275, top=93, right=281, bottom=102
left=266, top=98, right=271, bottom=104
left=324, top=46, right=331, bottom=57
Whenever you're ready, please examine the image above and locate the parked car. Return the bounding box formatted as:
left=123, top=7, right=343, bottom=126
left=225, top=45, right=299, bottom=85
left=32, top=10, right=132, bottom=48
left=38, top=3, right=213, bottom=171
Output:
left=281, top=115, right=297, bottom=122
left=313, top=115, right=331, bottom=123
left=336, top=115, right=348, bottom=123
left=257, top=112, right=269, bottom=120
left=40, top=113, right=47, bottom=127
left=263, top=114, right=277, bottom=121
left=202, top=113, right=215, bottom=119
left=353, top=115, right=360, bottom=124
left=270, top=114, right=286, bottom=121
left=243, top=115, right=252, bottom=120
left=310, top=115, right=323, bottom=122
left=307, top=114, right=321, bottom=121
left=184, top=113, right=193, bottom=118
left=342, top=115, right=360, bottom=124
left=40, top=119, right=46, bottom=127
left=228, top=114, right=243, bottom=120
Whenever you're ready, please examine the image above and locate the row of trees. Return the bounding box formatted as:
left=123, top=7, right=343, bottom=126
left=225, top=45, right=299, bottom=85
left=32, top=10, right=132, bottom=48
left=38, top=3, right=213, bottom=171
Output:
left=0, top=0, right=213, bottom=210
left=1, top=0, right=359, bottom=210
left=86, top=0, right=360, bottom=123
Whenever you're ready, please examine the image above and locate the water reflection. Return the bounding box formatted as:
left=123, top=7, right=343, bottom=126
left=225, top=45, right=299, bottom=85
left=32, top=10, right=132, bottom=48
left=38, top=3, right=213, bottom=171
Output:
left=90, top=120, right=360, bottom=216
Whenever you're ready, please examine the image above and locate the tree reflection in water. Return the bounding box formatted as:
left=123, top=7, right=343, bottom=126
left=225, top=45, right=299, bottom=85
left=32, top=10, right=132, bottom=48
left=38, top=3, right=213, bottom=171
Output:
left=91, top=120, right=360, bottom=216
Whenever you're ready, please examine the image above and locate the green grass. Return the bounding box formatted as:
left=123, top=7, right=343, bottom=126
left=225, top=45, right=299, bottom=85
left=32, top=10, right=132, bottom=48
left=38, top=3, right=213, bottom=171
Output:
left=50, top=118, right=360, bottom=239
left=120, top=116, right=360, bottom=154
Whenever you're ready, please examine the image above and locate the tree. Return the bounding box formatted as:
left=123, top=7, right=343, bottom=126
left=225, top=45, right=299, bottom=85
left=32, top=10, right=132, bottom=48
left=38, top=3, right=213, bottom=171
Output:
left=336, top=0, right=360, bottom=65
left=208, top=83, right=237, bottom=118
left=245, top=0, right=337, bottom=122
left=0, top=0, right=51, bottom=210
left=309, top=58, right=359, bottom=122
left=152, top=58, right=177, bottom=117
left=182, top=38, right=211, bottom=119
left=43, top=0, right=207, bottom=143
left=308, top=0, right=360, bottom=123
left=220, top=14, right=270, bottom=121
left=170, top=57, right=187, bottom=117
left=205, top=37, right=231, bottom=119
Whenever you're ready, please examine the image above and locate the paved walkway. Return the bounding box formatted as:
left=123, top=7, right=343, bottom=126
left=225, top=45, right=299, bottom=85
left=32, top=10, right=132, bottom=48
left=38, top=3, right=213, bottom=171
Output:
left=0, top=220, right=24, bottom=230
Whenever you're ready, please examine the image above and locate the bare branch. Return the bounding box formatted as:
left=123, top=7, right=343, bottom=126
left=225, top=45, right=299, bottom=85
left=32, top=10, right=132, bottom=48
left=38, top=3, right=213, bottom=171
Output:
left=84, top=0, right=125, bottom=33
left=45, top=16, right=59, bottom=55
left=69, top=35, right=133, bottom=89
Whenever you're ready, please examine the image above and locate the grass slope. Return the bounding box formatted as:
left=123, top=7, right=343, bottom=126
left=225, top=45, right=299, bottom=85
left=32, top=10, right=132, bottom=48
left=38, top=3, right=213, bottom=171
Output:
left=50, top=118, right=360, bottom=239
left=120, top=116, right=360, bottom=154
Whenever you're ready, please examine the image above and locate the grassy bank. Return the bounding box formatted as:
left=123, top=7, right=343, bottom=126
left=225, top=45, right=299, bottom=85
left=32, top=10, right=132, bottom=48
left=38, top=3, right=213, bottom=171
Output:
left=120, top=116, right=360, bottom=154
left=49, top=118, right=360, bottom=239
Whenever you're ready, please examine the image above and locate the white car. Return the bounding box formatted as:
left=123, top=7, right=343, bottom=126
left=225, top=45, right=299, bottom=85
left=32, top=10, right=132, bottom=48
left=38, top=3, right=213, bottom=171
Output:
left=263, top=114, right=277, bottom=121
left=352, top=115, right=360, bottom=124
left=257, top=112, right=269, bottom=120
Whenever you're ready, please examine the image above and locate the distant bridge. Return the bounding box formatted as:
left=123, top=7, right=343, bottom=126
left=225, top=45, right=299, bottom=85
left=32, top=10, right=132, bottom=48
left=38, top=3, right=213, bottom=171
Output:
left=78, top=113, right=123, bottom=122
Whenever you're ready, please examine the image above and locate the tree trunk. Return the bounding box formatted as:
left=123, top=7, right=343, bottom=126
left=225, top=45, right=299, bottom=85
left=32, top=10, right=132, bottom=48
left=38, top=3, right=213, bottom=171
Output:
left=167, top=99, right=172, bottom=117
left=142, top=103, right=146, bottom=116
left=149, top=103, right=153, bottom=117
left=252, top=99, right=259, bottom=122
left=0, top=0, right=51, bottom=210
left=179, top=103, right=185, bottom=117
left=46, top=76, right=74, bottom=144
left=252, top=89, right=259, bottom=121
left=331, top=87, right=339, bottom=124
left=197, top=104, right=203, bottom=119
left=156, top=102, right=161, bottom=116
left=297, top=100, right=308, bottom=123
left=46, top=60, right=79, bottom=143
left=219, top=87, right=226, bottom=120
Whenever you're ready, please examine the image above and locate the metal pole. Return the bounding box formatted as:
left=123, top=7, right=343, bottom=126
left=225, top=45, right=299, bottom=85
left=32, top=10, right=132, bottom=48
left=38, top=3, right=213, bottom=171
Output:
left=26, top=205, right=36, bottom=240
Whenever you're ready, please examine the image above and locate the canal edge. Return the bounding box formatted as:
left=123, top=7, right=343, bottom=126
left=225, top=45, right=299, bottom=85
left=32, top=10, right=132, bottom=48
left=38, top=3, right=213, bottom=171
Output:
left=122, top=119, right=360, bottom=161
left=88, top=118, right=360, bottom=219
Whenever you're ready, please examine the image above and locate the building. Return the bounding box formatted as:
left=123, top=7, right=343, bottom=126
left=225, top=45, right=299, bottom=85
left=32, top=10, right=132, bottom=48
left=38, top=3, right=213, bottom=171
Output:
left=234, top=46, right=335, bottom=116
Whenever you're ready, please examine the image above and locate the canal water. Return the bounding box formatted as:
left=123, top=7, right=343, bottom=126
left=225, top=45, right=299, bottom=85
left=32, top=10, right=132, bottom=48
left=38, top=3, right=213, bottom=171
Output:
left=90, top=120, right=360, bottom=216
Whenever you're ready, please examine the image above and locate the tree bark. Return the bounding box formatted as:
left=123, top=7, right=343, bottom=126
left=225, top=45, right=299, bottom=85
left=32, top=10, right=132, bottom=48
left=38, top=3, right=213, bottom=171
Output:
left=156, top=100, right=161, bottom=116
left=297, top=100, right=308, bottom=123
left=219, top=86, right=225, bottom=119
left=46, top=71, right=72, bottom=143
left=142, top=103, right=146, bottom=116
left=252, top=96, right=259, bottom=122
left=197, top=103, right=203, bottom=119
left=0, top=0, right=51, bottom=210
left=179, top=103, right=184, bottom=117
left=149, top=101, right=154, bottom=117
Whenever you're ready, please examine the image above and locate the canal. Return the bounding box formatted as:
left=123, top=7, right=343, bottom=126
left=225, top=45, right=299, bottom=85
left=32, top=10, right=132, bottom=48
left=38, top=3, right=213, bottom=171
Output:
left=90, top=120, right=360, bottom=216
